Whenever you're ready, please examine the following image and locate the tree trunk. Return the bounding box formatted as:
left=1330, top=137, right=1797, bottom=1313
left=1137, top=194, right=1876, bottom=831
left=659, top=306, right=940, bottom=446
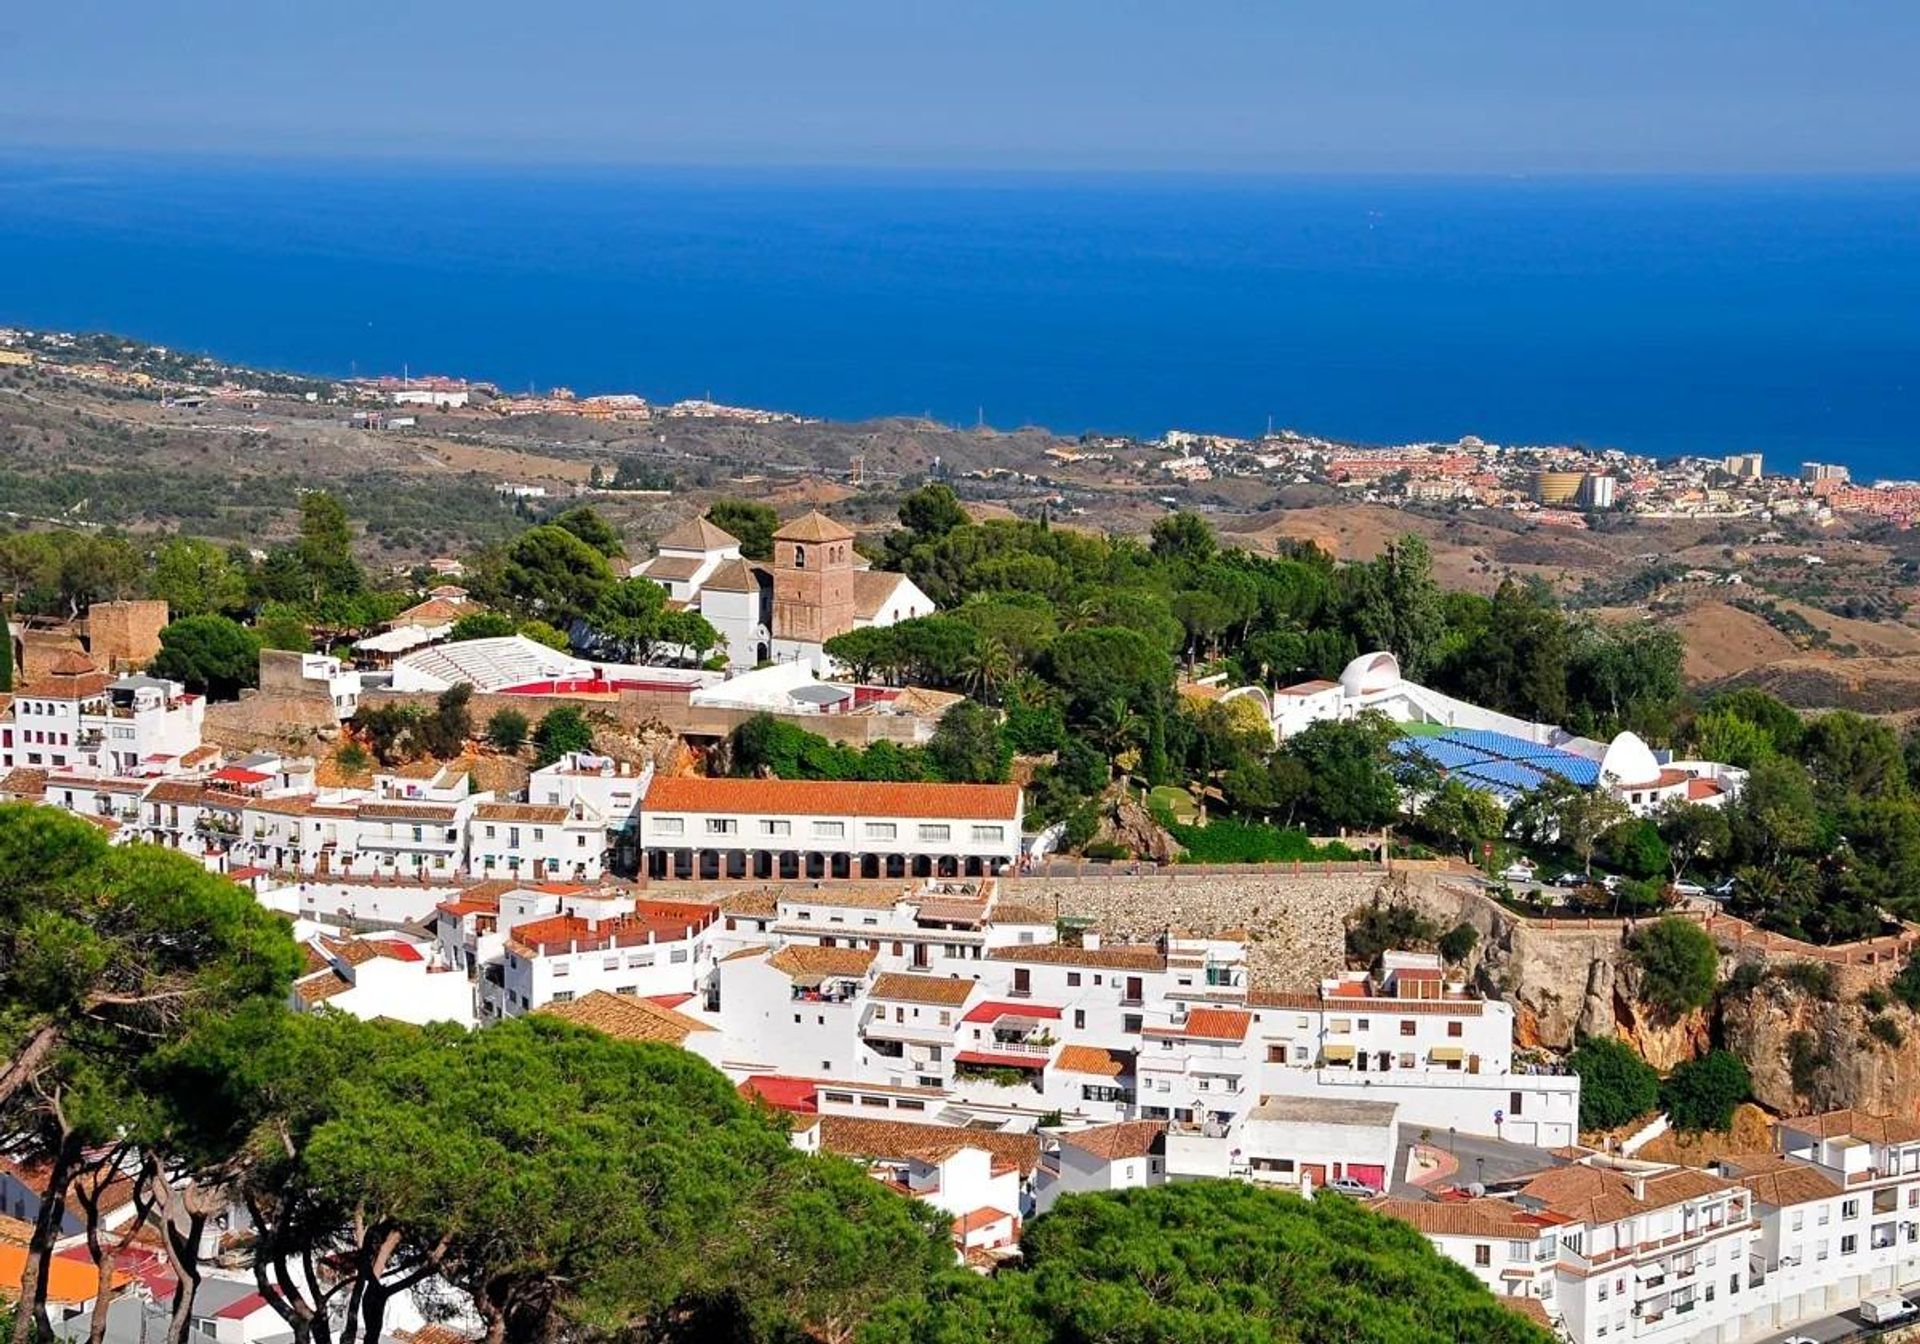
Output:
left=0, top=1022, right=63, bottom=1115
left=12, top=1129, right=84, bottom=1344
left=164, top=1210, right=208, bottom=1344
left=85, top=1151, right=157, bottom=1344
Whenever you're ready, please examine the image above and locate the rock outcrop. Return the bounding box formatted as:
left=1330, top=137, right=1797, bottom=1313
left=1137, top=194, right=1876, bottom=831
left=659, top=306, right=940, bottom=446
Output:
left=1720, top=973, right=1920, bottom=1116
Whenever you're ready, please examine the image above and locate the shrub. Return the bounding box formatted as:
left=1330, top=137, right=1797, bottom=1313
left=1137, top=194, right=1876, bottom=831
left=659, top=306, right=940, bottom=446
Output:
left=1870, top=1016, right=1905, bottom=1048
left=1628, top=917, right=1719, bottom=1019
left=1774, top=960, right=1837, bottom=1002
left=1168, top=818, right=1358, bottom=865
left=1346, top=901, right=1439, bottom=967
left=1724, top=961, right=1765, bottom=998
left=1787, top=1030, right=1826, bottom=1097
left=487, top=707, right=530, bottom=753
left=1661, top=1050, right=1751, bottom=1132
left=335, top=741, right=370, bottom=773
left=1861, top=986, right=1891, bottom=1013
left=1437, top=922, right=1480, bottom=964
left=1567, top=1036, right=1660, bottom=1131
left=1893, top=953, right=1920, bottom=1010
left=1082, top=841, right=1130, bottom=861
left=1605, top=819, right=1671, bottom=880
left=533, top=706, right=594, bottom=767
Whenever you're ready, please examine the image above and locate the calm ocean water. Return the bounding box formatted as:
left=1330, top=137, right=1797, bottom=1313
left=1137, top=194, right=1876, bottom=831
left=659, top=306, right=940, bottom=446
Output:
left=1, top=156, right=1916, bottom=472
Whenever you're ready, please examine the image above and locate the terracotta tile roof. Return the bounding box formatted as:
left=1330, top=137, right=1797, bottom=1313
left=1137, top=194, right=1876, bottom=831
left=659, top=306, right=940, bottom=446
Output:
left=1057, top=1120, right=1164, bottom=1161
left=540, top=990, right=714, bottom=1044
left=356, top=801, right=459, bottom=822
left=1147, top=1007, right=1251, bottom=1042
left=696, top=557, right=762, bottom=594
left=767, top=945, right=875, bottom=984
left=914, top=898, right=991, bottom=925
left=818, top=1115, right=1040, bottom=1175
left=247, top=794, right=316, bottom=816
left=1783, top=1108, right=1920, bottom=1145
left=1370, top=1195, right=1548, bottom=1240
left=317, top=935, right=425, bottom=967
left=643, top=775, right=1020, bottom=821
left=986, top=944, right=1166, bottom=971
left=1519, top=1163, right=1733, bottom=1224
left=1686, top=778, right=1724, bottom=801
left=292, top=970, right=354, bottom=1006
left=658, top=516, right=739, bottom=552
left=987, top=903, right=1053, bottom=925
left=472, top=802, right=571, bottom=823
left=508, top=902, right=716, bottom=955
left=389, top=596, right=477, bottom=627
left=1052, top=1044, right=1128, bottom=1077
left=1724, top=1155, right=1845, bottom=1207
left=852, top=570, right=913, bottom=621
left=0, top=768, right=48, bottom=800
left=869, top=972, right=975, bottom=1006
left=717, top=888, right=780, bottom=917
left=639, top=555, right=704, bottom=582
left=781, top=884, right=913, bottom=910
left=719, top=943, right=773, bottom=963
left=144, top=780, right=212, bottom=806
left=773, top=510, right=855, bottom=543
left=1499, top=1298, right=1554, bottom=1330
left=19, top=651, right=110, bottom=700
left=953, top=1206, right=1015, bottom=1235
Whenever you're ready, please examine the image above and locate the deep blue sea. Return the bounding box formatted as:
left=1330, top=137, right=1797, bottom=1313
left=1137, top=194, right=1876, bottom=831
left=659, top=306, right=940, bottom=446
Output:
left=2, top=155, right=1917, bottom=473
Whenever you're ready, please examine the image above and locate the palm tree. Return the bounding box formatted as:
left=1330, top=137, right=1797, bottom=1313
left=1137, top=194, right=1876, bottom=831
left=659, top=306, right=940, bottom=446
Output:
left=962, top=636, right=1013, bottom=703
left=1092, top=696, right=1145, bottom=778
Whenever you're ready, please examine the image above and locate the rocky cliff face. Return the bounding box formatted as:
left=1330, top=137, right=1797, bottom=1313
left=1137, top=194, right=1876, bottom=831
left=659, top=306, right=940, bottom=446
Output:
left=1409, top=876, right=1920, bottom=1112
left=1719, top=975, right=1920, bottom=1116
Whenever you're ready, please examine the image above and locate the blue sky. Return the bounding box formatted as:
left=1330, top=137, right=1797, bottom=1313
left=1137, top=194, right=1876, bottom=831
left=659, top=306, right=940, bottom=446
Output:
left=2, top=1, right=1916, bottom=172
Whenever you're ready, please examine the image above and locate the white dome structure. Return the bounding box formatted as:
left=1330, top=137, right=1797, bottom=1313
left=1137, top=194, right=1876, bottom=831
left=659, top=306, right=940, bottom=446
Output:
left=1339, top=651, right=1403, bottom=698
left=1599, top=731, right=1661, bottom=788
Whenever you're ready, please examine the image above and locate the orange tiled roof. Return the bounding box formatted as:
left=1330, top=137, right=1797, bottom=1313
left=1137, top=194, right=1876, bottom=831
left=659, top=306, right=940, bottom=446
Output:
left=773, top=510, right=855, bottom=543
left=1371, top=1195, right=1549, bottom=1240
left=643, top=775, right=1020, bottom=821
left=986, top=944, right=1165, bottom=971
left=1052, top=1044, right=1128, bottom=1077
left=1783, top=1108, right=1920, bottom=1146
left=1724, top=1155, right=1845, bottom=1207
left=540, top=990, right=713, bottom=1044
left=767, top=945, right=876, bottom=984
left=472, top=802, right=570, bottom=823
left=869, top=972, right=974, bottom=1006
left=1057, top=1121, right=1164, bottom=1161
left=0, top=1241, right=127, bottom=1306
left=818, top=1115, right=1040, bottom=1175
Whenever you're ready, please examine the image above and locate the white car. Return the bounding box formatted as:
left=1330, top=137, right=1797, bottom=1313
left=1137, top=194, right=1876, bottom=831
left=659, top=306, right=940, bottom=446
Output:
left=1672, top=880, right=1706, bottom=897
left=1497, top=862, right=1536, bottom=883
left=1324, top=1177, right=1376, bottom=1197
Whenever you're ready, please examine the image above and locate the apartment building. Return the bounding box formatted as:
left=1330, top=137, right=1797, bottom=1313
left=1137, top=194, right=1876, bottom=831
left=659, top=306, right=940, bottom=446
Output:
left=635, top=775, right=1023, bottom=880
left=1, top=655, right=203, bottom=773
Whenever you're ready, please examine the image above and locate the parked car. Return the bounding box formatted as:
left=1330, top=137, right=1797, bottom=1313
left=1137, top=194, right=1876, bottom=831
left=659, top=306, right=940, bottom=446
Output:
left=1598, top=873, right=1624, bottom=892
left=1324, top=1177, right=1377, bottom=1197
left=1497, top=862, right=1536, bottom=883
left=1707, top=878, right=1738, bottom=898
left=1672, top=880, right=1706, bottom=897
left=1550, top=871, right=1588, bottom=888
left=1860, top=1294, right=1917, bottom=1325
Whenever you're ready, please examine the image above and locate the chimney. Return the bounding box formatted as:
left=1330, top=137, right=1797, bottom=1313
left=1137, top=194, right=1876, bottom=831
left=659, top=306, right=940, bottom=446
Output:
left=1082, top=931, right=1101, bottom=951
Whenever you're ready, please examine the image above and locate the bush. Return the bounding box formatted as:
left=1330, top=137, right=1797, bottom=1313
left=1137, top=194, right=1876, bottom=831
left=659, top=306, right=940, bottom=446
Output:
left=1661, top=1050, right=1751, bottom=1132
left=1167, top=818, right=1358, bottom=865
left=533, top=706, right=594, bottom=767
left=1774, top=960, right=1836, bottom=1002
left=1567, top=1036, right=1661, bottom=1131
left=1861, top=986, right=1892, bottom=1014
left=1724, top=961, right=1765, bottom=998
left=1628, top=917, right=1719, bottom=1019
left=1082, top=841, right=1131, bottom=861
left=1346, top=901, right=1440, bottom=967
left=336, top=742, right=369, bottom=773
left=487, top=708, right=530, bottom=753
left=1870, top=1016, right=1905, bottom=1048
left=1605, top=819, right=1671, bottom=880
left=1437, top=922, right=1479, bottom=964
left=1892, top=953, right=1920, bottom=1010
left=1787, top=1030, right=1826, bottom=1097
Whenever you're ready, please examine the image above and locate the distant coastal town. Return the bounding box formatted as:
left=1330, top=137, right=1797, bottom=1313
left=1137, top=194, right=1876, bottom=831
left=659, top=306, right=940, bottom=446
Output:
left=4, top=323, right=1915, bottom=533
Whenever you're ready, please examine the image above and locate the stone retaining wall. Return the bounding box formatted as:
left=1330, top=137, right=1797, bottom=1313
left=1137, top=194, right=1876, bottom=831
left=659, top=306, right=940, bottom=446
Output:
left=1000, top=870, right=1392, bottom=991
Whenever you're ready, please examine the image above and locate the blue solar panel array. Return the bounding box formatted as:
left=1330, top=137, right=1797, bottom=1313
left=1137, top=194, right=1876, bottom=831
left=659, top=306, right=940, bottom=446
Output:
left=1390, top=738, right=1494, bottom=771
left=1394, top=725, right=1607, bottom=801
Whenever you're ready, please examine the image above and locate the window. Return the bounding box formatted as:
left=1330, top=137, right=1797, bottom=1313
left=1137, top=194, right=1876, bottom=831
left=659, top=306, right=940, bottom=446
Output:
left=865, top=822, right=897, bottom=841
left=812, top=820, right=845, bottom=839
left=1447, top=1021, right=1463, bottom=1038
left=918, top=824, right=951, bottom=842
left=1123, top=1014, right=1143, bottom=1034
left=1843, top=1199, right=1860, bottom=1219
left=1399, top=1020, right=1416, bottom=1036
left=1474, top=1245, right=1491, bottom=1267
left=550, top=991, right=574, bottom=1003
left=1067, top=972, right=1081, bottom=987
left=760, top=819, right=792, bottom=836
left=970, top=825, right=1004, bottom=843
left=1510, top=1092, right=1524, bottom=1116
left=1267, top=1045, right=1287, bottom=1063
left=706, top=818, right=738, bottom=834
left=655, top=817, right=684, bottom=835
left=1074, top=1010, right=1085, bottom=1029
